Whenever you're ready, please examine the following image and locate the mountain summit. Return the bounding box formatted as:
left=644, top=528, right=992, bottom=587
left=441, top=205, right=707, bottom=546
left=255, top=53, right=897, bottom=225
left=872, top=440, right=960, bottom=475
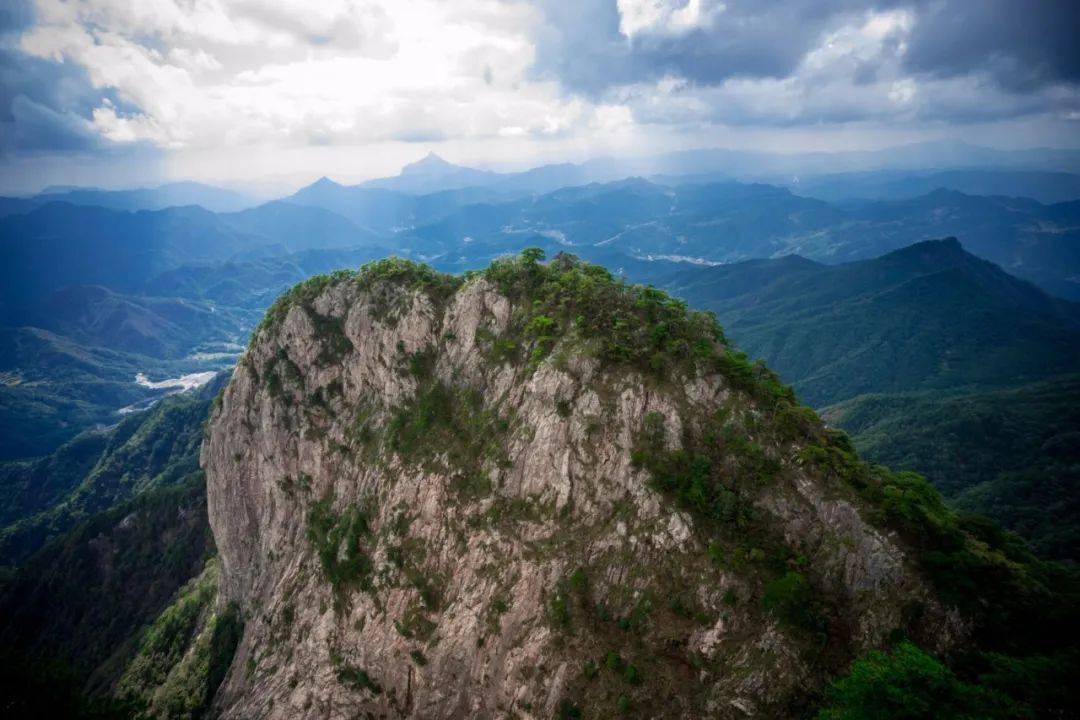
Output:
left=400, top=151, right=458, bottom=176
left=361, top=152, right=499, bottom=194
left=197, top=251, right=1050, bottom=718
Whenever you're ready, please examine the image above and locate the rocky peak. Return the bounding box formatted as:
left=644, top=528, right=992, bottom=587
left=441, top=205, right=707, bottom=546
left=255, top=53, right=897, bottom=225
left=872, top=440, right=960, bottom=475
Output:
left=400, top=151, right=457, bottom=176
left=202, top=251, right=964, bottom=719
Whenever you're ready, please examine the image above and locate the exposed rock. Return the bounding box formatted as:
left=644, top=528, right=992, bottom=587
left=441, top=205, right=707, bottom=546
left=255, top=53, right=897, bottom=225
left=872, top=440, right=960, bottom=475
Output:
left=203, top=257, right=958, bottom=719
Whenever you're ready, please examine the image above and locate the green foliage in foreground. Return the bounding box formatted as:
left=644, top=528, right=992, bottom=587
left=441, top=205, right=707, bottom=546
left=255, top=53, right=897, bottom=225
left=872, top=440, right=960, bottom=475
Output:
left=0, top=475, right=214, bottom=716
left=798, top=432, right=1080, bottom=717
left=118, top=561, right=219, bottom=697
left=817, top=642, right=1011, bottom=720
left=0, top=475, right=214, bottom=682
left=801, top=433, right=1079, bottom=650
left=117, top=558, right=244, bottom=719
left=480, top=249, right=796, bottom=406
left=819, top=640, right=1080, bottom=720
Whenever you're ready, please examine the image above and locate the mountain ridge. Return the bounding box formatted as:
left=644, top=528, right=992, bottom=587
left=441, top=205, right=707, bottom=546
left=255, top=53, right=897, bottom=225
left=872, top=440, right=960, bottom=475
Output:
left=197, top=251, right=1070, bottom=718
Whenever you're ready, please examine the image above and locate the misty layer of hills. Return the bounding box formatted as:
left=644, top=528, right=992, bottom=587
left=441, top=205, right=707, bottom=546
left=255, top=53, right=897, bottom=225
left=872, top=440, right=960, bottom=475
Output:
left=1, top=144, right=1078, bottom=568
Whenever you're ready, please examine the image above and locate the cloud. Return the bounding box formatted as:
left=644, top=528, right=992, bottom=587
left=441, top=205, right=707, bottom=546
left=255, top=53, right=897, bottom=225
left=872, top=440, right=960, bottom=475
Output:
left=0, top=44, right=109, bottom=155
left=616, top=0, right=726, bottom=38
left=534, top=0, right=1080, bottom=128
left=6, top=0, right=632, bottom=154
left=903, top=0, right=1080, bottom=92
left=0, top=0, right=1076, bottom=168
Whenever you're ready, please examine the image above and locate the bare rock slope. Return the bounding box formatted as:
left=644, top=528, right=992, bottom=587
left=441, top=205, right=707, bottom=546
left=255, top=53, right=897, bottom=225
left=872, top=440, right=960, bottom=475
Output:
left=202, top=253, right=961, bottom=719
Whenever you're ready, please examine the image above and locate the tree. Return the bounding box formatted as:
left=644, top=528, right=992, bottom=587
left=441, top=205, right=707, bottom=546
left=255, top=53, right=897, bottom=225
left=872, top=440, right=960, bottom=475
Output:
left=520, top=247, right=545, bottom=266
left=816, top=642, right=1013, bottom=720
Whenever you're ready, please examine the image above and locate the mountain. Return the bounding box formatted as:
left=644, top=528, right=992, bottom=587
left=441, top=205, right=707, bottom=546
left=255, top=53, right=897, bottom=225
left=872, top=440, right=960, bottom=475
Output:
left=0, top=279, right=247, bottom=461
left=144, top=246, right=392, bottom=309
left=192, top=252, right=1073, bottom=717
left=663, top=240, right=1080, bottom=560
left=667, top=238, right=1080, bottom=407
left=793, top=169, right=1080, bottom=204
left=285, top=175, right=510, bottom=233
left=220, top=200, right=381, bottom=255
left=22, top=285, right=253, bottom=360
left=0, top=325, right=222, bottom=460
left=350, top=141, right=1080, bottom=202
left=0, top=182, right=256, bottom=218
left=385, top=177, right=1080, bottom=299
left=0, top=374, right=225, bottom=567
left=31, top=181, right=256, bottom=213
left=633, top=140, right=1080, bottom=178
left=0, top=200, right=378, bottom=309
left=0, top=252, right=1074, bottom=718
left=286, top=178, right=417, bottom=232
left=822, top=376, right=1080, bottom=561
left=0, top=476, right=215, bottom=712
left=360, top=152, right=500, bottom=194
left=0, top=380, right=222, bottom=715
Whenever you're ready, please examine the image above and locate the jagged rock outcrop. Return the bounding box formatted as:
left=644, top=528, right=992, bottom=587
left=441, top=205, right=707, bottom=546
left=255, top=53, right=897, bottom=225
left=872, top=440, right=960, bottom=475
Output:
left=202, top=255, right=960, bottom=719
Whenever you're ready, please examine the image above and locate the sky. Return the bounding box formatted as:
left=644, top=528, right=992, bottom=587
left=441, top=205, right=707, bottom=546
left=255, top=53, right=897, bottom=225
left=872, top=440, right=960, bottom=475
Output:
left=1, top=0, right=1078, bottom=194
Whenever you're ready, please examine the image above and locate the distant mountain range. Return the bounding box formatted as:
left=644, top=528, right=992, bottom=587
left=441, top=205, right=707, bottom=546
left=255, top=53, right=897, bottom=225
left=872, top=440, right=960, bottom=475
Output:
left=324, top=140, right=1080, bottom=196
left=792, top=169, right=1080, bottom=205
left=0, top=201, right=385, bottom=310
left=667, top=238, right=1080, bottom=406
left=0, top=181, right=256, bottom=217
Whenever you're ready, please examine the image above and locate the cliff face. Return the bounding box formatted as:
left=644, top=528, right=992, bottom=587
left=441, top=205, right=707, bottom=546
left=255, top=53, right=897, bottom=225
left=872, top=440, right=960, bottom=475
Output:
left=202, top=255, right=959, bottom=719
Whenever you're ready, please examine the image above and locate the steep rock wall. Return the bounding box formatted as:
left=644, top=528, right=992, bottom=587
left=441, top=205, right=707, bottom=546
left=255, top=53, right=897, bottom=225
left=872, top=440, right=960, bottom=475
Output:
left=203, top=262, right=957, bottom=719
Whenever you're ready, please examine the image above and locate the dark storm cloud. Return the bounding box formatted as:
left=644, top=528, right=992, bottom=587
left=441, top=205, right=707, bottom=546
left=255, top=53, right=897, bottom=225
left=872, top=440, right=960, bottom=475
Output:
left=903, top=0, right=1080, bottom=91
left=533, top=0, right=901, bottom=94
left=535, top=0, right=1080, bottom=114
left=0, top=48, right=104, bottom=155
left=0, top=0, right=96, bottom=155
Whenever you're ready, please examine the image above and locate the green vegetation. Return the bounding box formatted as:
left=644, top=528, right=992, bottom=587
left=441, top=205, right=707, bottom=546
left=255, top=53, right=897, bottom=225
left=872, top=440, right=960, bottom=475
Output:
left=630, top=411, right=761, bottom=529
left=675, top=240, right=1080, bottom=562
left=762, top=571, right=825, bottom=635
left=678, top=239, right=1080, bottom=408
left=117, top=559, right=243, bottom=719
left=0, top=376, right=223, bottom=568
left=0, top=474, right=214, bottom=711
left=825, top=376, right=1080, bottom=561
left=797, top=431, right=1080, bottom=716
left=355, top=256, right=462, bottom=301
left=307, top=494, right=374, bottom=606
left=394, top=602, right=437, bottom=642
left=118, top=561, right=220, bottom=697
left=388, top=379, right=509, bottom=496
left=0, top=308, right=242, bottom=461
left=816, top=642, right=1012, bottom=720
left=336, top=664, right=383, bottom=695
left=482, top=250, right=728, bottom=380
left=256, top=268, right=357, bottom=336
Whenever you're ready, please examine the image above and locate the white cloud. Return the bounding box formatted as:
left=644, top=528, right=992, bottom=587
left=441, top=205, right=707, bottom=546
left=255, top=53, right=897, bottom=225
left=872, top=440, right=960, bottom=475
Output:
left=17, top=0, right=626, bottom=152
left=617, top=0, right=725, bottom=39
